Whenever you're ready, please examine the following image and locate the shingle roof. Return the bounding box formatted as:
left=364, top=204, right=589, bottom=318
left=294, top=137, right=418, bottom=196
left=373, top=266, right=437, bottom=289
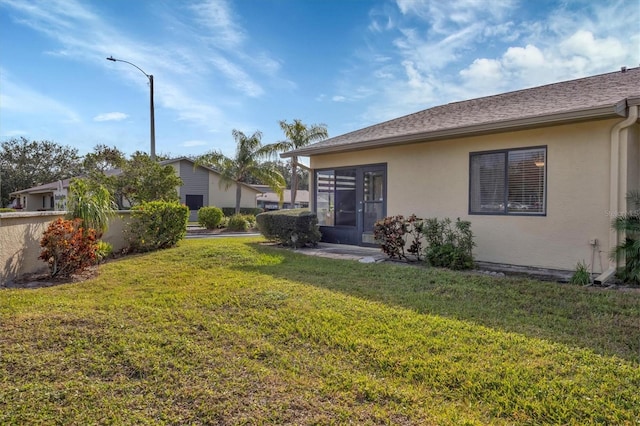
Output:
left=283, top=67, right=640, bottom=157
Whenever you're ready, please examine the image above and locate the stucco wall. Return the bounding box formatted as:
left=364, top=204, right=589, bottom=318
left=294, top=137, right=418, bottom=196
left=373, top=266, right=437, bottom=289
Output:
left=0, top=211, right=130, bottom=285
left=310, top=119, right=639, bottom=271
left=208, top=174, right=258, bottom=209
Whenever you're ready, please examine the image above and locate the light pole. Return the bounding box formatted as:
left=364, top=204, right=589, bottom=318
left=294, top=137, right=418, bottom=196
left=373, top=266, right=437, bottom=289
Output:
left=106, top=56, right=156, bottom=160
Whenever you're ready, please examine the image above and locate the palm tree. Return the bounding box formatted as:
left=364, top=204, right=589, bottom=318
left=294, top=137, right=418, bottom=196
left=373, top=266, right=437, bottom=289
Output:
left=66, top=178, right=117, bottom=237
left=612, top=191, right=640, bottom=283
left=196, top=129, right=285, bottom=215
left=269, top=119, right=328, bottom=208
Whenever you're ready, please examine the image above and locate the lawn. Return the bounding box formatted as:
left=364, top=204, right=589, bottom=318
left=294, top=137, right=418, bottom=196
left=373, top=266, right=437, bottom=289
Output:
left=1, top=237, right=639, bottom=424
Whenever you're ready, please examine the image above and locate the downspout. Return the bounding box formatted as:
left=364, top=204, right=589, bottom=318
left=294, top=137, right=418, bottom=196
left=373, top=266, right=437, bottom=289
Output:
left=595, top=103, right=639, bottom=284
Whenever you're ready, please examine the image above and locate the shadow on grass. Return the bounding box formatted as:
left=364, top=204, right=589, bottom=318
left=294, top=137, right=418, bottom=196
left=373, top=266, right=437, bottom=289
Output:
left=238, top=242, right=640, bottom=363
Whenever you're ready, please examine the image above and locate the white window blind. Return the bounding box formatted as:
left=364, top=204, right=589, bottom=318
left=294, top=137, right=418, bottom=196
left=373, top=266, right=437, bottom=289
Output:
left=470, top=147, right=546, bottom=215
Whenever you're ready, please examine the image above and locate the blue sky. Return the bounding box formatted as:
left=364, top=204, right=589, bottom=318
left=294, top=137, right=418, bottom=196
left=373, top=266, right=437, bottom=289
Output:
left=1, top=0, right=639, bottom=159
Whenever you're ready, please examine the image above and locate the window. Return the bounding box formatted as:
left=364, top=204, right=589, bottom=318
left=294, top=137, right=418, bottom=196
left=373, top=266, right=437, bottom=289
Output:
left=470, top=147, right=546, bottom=215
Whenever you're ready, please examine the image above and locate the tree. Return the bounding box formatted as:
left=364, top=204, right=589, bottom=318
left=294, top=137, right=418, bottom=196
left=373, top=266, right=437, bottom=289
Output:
left=66, top=178, right=117, bottom=237
left=82, top=144, right=126, bottom=174
left=269, top=119, right=328, bottom=208
left=0, top=137, right=82, bottom=207
left=119, top=152, right=182, bottom=206
left=80, top=144, right=127, bottom=207
left=195, top=129, right=285, bottom=214
left=242, top=160, right=309, bottom=190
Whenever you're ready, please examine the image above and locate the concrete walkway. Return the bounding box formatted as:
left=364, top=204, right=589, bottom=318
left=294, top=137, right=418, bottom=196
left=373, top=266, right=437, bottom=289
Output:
left=293, top=242, right=386, bottom=263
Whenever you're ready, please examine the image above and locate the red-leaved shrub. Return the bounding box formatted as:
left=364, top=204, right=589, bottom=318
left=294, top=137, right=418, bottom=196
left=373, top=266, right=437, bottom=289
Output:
left=39, top=218, right=98, bottom=278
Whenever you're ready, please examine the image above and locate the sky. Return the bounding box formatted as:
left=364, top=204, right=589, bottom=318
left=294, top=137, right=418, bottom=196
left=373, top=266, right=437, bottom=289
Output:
left=1, top=0, right=639, bottom=160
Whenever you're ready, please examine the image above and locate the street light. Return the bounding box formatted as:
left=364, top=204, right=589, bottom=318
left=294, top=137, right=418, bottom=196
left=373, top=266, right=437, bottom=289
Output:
left=106, top=56, right=156, bottom=160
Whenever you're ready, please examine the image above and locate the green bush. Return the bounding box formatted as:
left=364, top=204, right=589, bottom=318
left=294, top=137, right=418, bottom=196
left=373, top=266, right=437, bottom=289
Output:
left=95, top=241, right=113, bottom=262
left=221, top=207, right=263, bottom=217
left=612, top=191, right=640, bottom=283
left=423, top=217, right=475, bottom=270
left=256, top=209, right=321, bottom=247
left=570, top=261, right=591, bottom=285
left=198, top=206, right=224, bottom=229
left=242, top=214, right=256, bottom=228
left=0, top=208, right=16, bottom=213
left=227, top=214, right=250, bottom=232
left=127, top=201, right=189, bottom=252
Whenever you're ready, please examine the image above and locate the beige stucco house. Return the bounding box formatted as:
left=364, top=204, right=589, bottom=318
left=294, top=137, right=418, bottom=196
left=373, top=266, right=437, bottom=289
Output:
left=253, top=184, right=310, bottom=210
left=10, top=157, right=261, bottom=221
left=282, top=67, right=640, bottom=281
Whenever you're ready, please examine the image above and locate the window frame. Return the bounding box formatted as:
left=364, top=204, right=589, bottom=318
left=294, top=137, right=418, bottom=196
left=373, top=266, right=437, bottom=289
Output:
left=468, top=145, right=547, bottom=216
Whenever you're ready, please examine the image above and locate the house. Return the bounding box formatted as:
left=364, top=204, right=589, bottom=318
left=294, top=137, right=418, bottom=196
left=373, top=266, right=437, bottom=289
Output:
left=253, top=184, right=310, bottom=210
left=10, top=157, right=261, bottom=222
left=164, top=157, right=261, bottom=221
left=10, top=179, right=71, bottom=212
left=281, top=67, right=640, bottom=281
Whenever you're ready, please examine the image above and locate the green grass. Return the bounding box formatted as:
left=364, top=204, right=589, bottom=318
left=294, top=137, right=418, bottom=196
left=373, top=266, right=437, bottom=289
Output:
left=1, top=237, right=639, bottom=424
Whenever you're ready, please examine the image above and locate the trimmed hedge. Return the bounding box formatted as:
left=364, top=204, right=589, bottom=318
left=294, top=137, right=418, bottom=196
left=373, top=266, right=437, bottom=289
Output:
left=198, top=206, right=224, bottom=229
left=227, top=214, right=251, bottom=232
left=222, top=207, right=263, bottom=217
left=256, top=209, right=321, bottom=247
left=127, top=201, right=189, bottom=252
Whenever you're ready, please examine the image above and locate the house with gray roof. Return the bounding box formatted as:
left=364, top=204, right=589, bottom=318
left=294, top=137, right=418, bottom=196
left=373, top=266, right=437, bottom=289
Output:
left=11, top=157, right=261, bottom=222
left=282, top=67, right=640, bottom=281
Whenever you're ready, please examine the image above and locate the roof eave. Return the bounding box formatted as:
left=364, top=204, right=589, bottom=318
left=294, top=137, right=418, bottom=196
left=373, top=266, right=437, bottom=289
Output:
left=281, top=104, right=621, bottom=158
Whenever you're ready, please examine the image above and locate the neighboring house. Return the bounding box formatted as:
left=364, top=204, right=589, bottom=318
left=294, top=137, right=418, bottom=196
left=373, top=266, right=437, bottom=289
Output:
left=253, top=184, right=310, bottom=210
left=10, top=157, right=261, bottom=222
left=10, top=178, right=71, bottom=212
left=163, top=157, right=261, bottom=220
left=282, top=67, right=640, bottom=280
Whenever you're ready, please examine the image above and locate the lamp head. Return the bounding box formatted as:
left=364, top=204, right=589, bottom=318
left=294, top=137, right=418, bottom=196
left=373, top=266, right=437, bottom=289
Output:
left=106, top=56, right=116, bottom=62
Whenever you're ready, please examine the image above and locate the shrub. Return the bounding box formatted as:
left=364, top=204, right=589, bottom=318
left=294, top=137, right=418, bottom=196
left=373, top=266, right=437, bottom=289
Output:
left=374, top=215, right=408, bottom=260
left=242, top=214, right=256, bottom=228
left=612, top=191, right=640, bottom=283
left=198, top=206, right=224, bottom=229
left=227, top=214, right=250, bottom=232
left=570, top=261, right=591, bottom=285
left=222, top=207, right=263, bottom=217
left=127, top=201, right=189, bottom=252
left=0, top=208, right=16, bottom=213
left=423, top=217, right=475, bottom=270
left=39, top=218, right=98, bottom=278
left=374, top=214, right=424, bottom=261
left=256, top=209, right=321, bottom=247
left=95, top=241, right=113, bottom=263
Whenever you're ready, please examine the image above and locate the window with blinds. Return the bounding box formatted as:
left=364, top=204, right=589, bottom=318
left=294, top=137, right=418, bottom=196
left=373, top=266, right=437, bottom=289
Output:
left=469, top=147, right=546, bottom=215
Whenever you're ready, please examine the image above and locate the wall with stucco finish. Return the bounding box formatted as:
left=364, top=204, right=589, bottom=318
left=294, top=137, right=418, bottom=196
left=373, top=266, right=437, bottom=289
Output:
left=310, top=118, right=640, bottom=271
left=0, top=211, right=130, bottom=285
left=208, top=173, right=259, bottom=209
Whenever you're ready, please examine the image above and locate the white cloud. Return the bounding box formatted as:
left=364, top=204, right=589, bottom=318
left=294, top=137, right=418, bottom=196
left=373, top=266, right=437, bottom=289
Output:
left=0, top=69, right=81, bottom=123
left=93, top=112, right=128, bottom=122
left=347, top=0, right=640, bottom=130
left=458, top=58, right=505, bottom=94
left=332, top=95, right=347, bottom=102
left=189, top=0, right=245, bottom=49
